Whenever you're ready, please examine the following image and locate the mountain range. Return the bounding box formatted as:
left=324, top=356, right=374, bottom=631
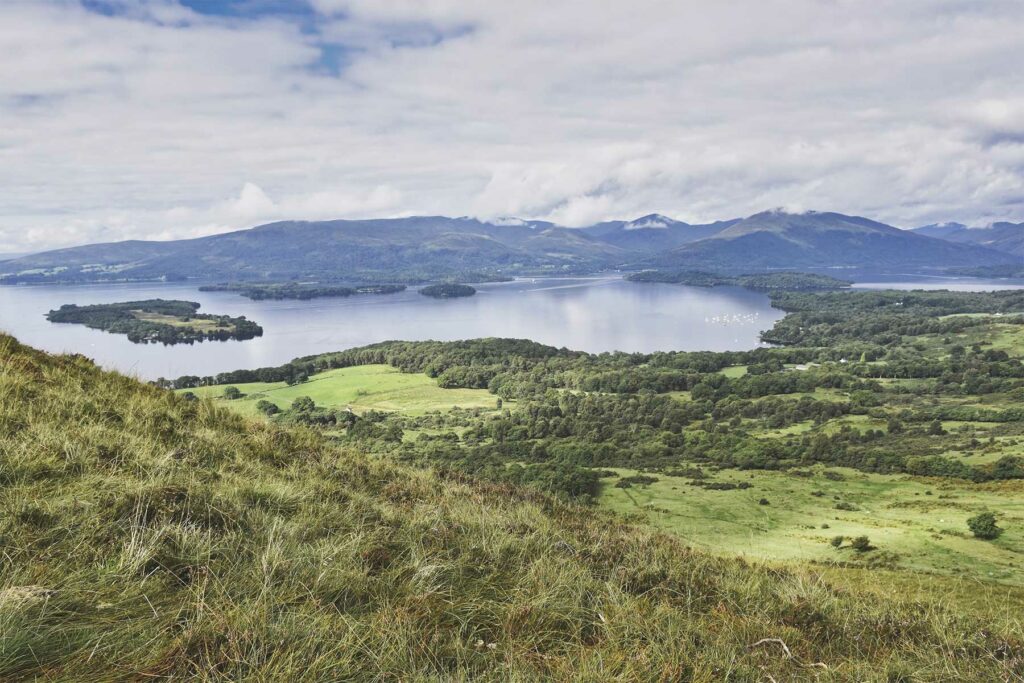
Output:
left=914, top=221, right=1024, bottom=257
left=1, top=210, right=1020, bottom=284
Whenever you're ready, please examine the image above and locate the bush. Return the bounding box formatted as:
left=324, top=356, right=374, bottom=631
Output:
left=758, top=498, right=770, bottom=506
left=967, top=512, right=1002, bottom=540
left=255, top=399, right=280, bottom=416
left=615, top=475, right=659, bottom=489
left=829, top=535, right=844, bottom=549
left=223, top=386, right=242, bottom=400
left=850, top=535, right=873, bottom=552
left=292, top=396, right=316, bottom=412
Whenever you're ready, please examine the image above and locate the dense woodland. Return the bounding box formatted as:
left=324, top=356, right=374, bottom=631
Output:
left=628, top=270, right=852, bottom=291
left=419, top=283, right=477, bottom=298
left=47, top=299, right=263, bottom=344
left=168, top=289, right=1024, bottom=498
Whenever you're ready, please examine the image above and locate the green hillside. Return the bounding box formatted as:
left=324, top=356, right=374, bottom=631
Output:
left=2, top=333, right=1022, bottom=680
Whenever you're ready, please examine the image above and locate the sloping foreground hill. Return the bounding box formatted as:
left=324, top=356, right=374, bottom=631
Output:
left=0, top=335, right=1021, bottom=680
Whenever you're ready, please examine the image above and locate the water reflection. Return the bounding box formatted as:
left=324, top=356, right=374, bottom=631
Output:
left=0, top=276, right=782, bottom=379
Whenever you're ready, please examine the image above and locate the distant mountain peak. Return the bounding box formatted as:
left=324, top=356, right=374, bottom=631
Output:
left=490, top=217, right=536, bottom=228
left=623, top=214, right=680, bottom=230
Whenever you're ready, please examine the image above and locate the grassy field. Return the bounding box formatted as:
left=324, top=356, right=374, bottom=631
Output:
left=599, top=465, right=1024, bottom=586
left=132, top=310, right=230, bottom=332
left=181, top=364, right=501, bottom=417
left=914, top=317, right=1024, bottom=358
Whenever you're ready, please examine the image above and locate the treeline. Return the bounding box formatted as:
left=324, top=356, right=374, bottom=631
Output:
left=199, top=282, right=406, bottom=300
left=763, top=289, right=1024, bottom=346
left=165, top=337, right=862, bottom=390
left=628, top=270, right=851, bottom=291
left=47, top=299, right=262, bottom=345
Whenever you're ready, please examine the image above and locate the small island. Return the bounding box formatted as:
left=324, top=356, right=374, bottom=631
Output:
left=46, top=299, right=263, bottom=345
left=199, top=282, right=406, bottom=301
left=627, top=270, right=851, bottom=292
left=419, top=283, right=476, bottom=299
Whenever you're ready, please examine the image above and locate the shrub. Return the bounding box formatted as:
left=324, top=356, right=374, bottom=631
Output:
left=851, top=535, right=873, bottom=552
left=829, top=535, right=844, bottom=549
left=758, top=498, right=770, bottom=506
left=255, top=399, right=279, bottom=416
left=222, top=386, right=242, bottom=400
left=292, top=396, right=316, bottom=412
left=967, top=512, right=1002, bottom=540
left=615, top=475, right=658, bottom=489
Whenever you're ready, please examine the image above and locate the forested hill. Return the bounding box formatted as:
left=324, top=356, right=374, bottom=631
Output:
left=0, top=332, right=1020, bottom=679
left=2, top=210, right=1017, bottom=284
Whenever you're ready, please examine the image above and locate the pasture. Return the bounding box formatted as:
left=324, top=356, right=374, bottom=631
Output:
left=181, top=364, right=501, bottom=417
left=599, top=465, right=1024, bottom=586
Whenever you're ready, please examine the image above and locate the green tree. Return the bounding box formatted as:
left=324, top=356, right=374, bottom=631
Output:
left=967, top=512, right=1002, bottom=540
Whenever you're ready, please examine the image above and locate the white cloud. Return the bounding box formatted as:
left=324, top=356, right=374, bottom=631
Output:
left=1, top=0, right=1023, bottom=252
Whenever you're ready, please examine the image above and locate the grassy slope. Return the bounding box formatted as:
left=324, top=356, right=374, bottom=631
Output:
left=600, top=466, right=1024, bottom=585
left=183, top=364, right=500, bottom=417
left=3, top=334, right=1023, bottom=681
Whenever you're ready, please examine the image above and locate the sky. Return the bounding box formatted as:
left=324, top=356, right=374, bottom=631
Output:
left=2, top=0, right=1023, bottom=252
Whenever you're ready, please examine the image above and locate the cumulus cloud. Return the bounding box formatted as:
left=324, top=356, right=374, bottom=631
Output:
left=1, top=0, right=1022, bottom=251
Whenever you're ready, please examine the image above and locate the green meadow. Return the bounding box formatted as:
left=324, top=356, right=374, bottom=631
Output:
left=181, top=364, right=501, bottom=417
left=598, top=465, right=1024, bottom=586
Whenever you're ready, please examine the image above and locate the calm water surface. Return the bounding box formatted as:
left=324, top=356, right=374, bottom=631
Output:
left=0, top=276, right=784, bottom=380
